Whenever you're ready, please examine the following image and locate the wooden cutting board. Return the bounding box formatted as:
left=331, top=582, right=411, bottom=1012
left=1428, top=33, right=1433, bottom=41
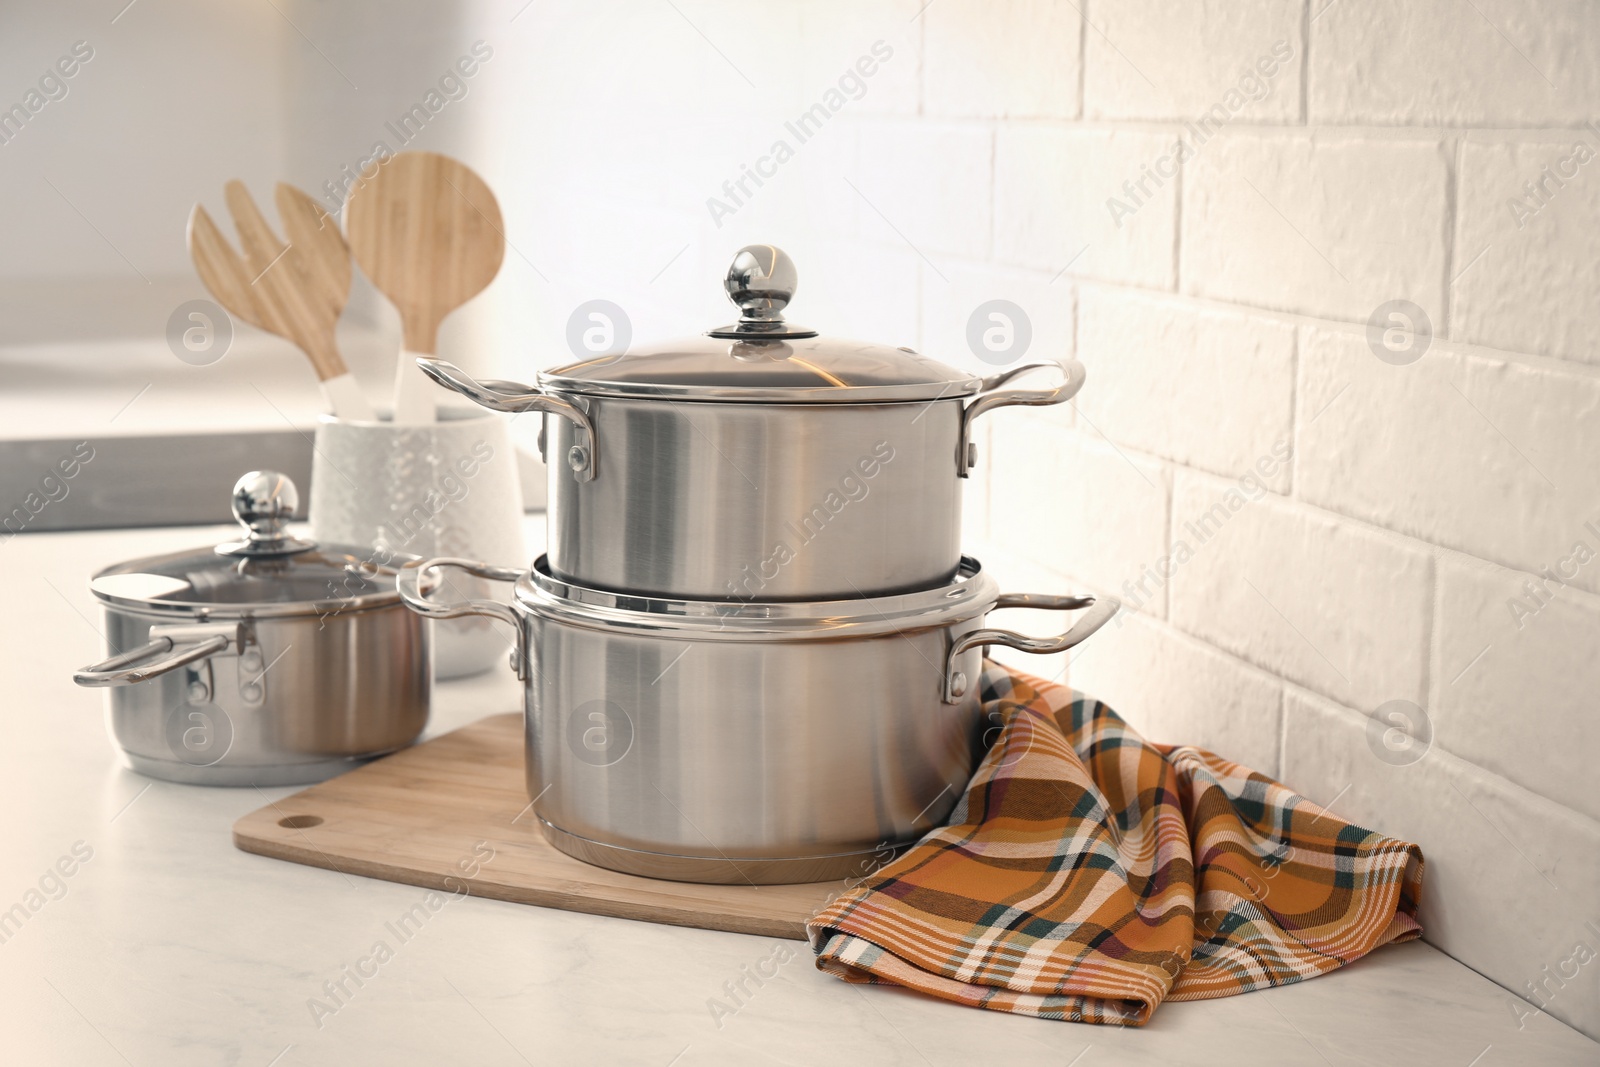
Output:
left=232, top=713, right=843, bottom=939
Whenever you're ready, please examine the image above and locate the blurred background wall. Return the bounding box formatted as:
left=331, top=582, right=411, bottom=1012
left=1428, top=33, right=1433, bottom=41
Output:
left=1, top=0, right=1597, bottom=1039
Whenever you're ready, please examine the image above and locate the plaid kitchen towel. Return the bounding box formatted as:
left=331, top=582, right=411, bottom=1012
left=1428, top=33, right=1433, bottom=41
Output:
left=808, top=662, right=1425, bottom=1026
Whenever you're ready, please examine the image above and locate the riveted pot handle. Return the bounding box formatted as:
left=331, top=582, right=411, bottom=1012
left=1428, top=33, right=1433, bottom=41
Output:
left=958, top=359, right=1086, bottom=477
left=398, top=557, right=527, bottom=679
left=942, top=593, right=1120, bottom=703
left=74, top=623, right=238, bottom=688
left=415, top=358, right=598, bottom=483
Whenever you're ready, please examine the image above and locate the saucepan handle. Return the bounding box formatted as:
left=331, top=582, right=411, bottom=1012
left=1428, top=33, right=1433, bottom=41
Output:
left=415, top=358, right=598, bottom=482
left=398, top=557, right=527, bottom=679
left=958, top=359, right=1086, bottom=477
left=942, top=593, right=1119, bottom=703
left=74, top=623, right=238, bottom=688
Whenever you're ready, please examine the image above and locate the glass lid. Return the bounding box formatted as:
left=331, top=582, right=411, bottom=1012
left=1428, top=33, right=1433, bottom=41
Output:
left=538, top=245, right=984, bottom=403
left=88, top=471, right=412, bottom=617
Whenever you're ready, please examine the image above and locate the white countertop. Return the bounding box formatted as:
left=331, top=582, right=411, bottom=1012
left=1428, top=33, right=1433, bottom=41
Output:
left=4, top=520, right=1597, bottom=1067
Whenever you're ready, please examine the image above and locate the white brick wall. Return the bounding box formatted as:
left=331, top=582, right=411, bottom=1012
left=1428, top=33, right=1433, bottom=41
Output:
left=798, top=0, right=924, bottom=117
left=1433, top=555, right=1600, bottom=823
left=1454, top=137, right=1600, bottom=365
left=1180, top=133, right=1450, bottom=322
left=855, top=120, right=993, bottom=260
left=1085, top=0, right=1304, bottom=123
left=919, top=261, right=1075, bottom=375
left=993, top=127, right=1177, bottom=287
left=988, top=416, right=1170, bottom=615
left=1167, top=469, right=1433, bottom=712
left=922, top=0, right=1082, bottom=119
left=1076, top=286, right=1296, bottom=488
left=1296, top=324, right=1600, bottom=591
left=1309, top=1, right=1600, bottom=126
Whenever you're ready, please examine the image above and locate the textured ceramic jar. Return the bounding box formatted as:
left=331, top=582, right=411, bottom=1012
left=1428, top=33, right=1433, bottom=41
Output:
left=309, top=408, right=524, bottom=678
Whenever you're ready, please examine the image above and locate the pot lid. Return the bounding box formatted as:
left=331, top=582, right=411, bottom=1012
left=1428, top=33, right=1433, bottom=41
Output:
left=538, top=245, right=984, bottom=403
left=88, top=471, right=414, bottom=618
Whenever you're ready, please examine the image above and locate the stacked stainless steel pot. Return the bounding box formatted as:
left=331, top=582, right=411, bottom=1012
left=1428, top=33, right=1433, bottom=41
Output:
left=400, top=245, right=1119, bottom=884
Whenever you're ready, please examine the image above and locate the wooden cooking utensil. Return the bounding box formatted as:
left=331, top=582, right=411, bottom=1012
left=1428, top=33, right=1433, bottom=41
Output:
left=188, top=182, right=375, bottom=421
left=343, top=151, right=506, bottom=425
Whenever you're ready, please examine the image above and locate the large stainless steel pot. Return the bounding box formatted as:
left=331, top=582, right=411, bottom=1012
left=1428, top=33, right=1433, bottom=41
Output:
left=73, top=472, right=431, bottom=786
left=417, top=245, right=1084, bottom=600
left=399, top=554, right=1117, bottom=884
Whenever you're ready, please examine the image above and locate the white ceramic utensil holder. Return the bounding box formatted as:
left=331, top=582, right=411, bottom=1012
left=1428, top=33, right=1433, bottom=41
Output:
left=309, top=408, right=525, bottom=679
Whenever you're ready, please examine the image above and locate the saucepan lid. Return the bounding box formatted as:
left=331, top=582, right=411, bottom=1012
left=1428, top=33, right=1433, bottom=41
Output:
left=87, top=471, right=416, bottom=619
left=537, top=245, right=984, bottom=404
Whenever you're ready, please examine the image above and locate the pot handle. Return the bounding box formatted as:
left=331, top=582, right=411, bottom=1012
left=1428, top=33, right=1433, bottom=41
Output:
left=397, top=557, right=527, bottom=679
left=74, top=623, right=238, bottom=688
left=958, top=359, right=1086, bottom=477
left=942, top=593, right=1119, bottom=702
left=415, top=358, right=598, bottom=483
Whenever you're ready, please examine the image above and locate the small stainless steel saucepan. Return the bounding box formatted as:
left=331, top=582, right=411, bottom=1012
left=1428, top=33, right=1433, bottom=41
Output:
left=74, top=471, right=431, bottom=786
left=400, top=553, right=1117, bottom=884
left=418, top=245, right=1085, bottom=601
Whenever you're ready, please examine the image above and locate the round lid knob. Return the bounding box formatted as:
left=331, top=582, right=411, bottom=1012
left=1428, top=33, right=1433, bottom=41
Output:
left=217, top=471, right=314, bottom=557
left=726, top=245, right=797, bottom=321
left=708, top=245, right=816, bottom=340
left=233, top=470, right=295, bottom=534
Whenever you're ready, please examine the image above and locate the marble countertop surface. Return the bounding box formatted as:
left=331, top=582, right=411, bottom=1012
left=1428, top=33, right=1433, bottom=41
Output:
left=5, top=519, right=1597, bottom=1067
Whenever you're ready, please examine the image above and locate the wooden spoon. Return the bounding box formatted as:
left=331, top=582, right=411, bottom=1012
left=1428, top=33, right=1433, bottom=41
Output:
left=187, top=182, right=375, bottom=420
left=343, top=152, right=506, bottom=425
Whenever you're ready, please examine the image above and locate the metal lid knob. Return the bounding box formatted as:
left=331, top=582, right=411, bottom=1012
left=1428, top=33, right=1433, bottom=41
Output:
left=217, top=471, right=314, bottom=557
left=708, top=245, right=816, bottom=340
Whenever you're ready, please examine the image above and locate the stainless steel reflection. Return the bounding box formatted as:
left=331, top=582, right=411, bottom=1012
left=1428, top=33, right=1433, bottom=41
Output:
left=84, top=605, right=429, bottom=786
left=399, top=555, right=1118, bottom=884
left=415, top=244, right=1086, bottom=601
left=73, top=471, right=430, bottom=786
left=545, top=398, right=962, bottom=601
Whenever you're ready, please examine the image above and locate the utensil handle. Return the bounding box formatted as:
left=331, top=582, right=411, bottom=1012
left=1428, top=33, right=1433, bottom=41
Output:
left=320, top=372, right=377, bottom=422
left=958, top=359, right=1086, bottom=477
left=74, top=626, right=237, bottom=688
left=415, top=358, right=598, bottom=481
left=397, top=557, right=526, bottom=679
left=393, top=349, right=438, bottom=425
left=942, top=593, right=1119, bottom=703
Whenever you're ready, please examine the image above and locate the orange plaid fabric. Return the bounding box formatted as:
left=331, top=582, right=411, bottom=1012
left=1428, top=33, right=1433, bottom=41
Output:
left=808, top=663, right=1425, bottom=1026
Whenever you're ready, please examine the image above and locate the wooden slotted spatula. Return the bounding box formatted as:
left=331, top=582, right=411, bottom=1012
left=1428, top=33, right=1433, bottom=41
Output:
left=343, top=152, right=506, bottom=425
left=187, top=182, right=376, bottom=421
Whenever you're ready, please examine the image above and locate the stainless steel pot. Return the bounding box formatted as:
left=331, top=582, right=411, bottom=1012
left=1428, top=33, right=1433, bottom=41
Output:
left=399, top=554, right=1117, bottom=884
left=73, top=471, right=431, bottom=786
left=417, top=245, right=1084, bottom=600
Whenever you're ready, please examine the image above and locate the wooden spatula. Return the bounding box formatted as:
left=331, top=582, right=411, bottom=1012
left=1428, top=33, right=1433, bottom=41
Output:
left=187, top=182, right=375, bottom=421
left=343, top=152, right=506, bottom=425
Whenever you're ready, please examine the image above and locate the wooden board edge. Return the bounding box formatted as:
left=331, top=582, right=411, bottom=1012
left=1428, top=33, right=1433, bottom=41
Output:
left=232, top=827, right=812, bottom=941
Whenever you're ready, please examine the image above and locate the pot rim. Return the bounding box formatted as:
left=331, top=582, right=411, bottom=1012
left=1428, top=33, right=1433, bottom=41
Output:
left=514, top=554, right=999, bottom=640
left=87, top=551, right=430, bottom=619
left=84, top=592, right=410, bottom=622
left=533, top=369, right=986, bottom=405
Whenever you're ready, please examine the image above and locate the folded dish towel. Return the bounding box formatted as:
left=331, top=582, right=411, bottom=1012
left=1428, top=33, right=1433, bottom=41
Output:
left=808, top=662, right=1425, bottom=1026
